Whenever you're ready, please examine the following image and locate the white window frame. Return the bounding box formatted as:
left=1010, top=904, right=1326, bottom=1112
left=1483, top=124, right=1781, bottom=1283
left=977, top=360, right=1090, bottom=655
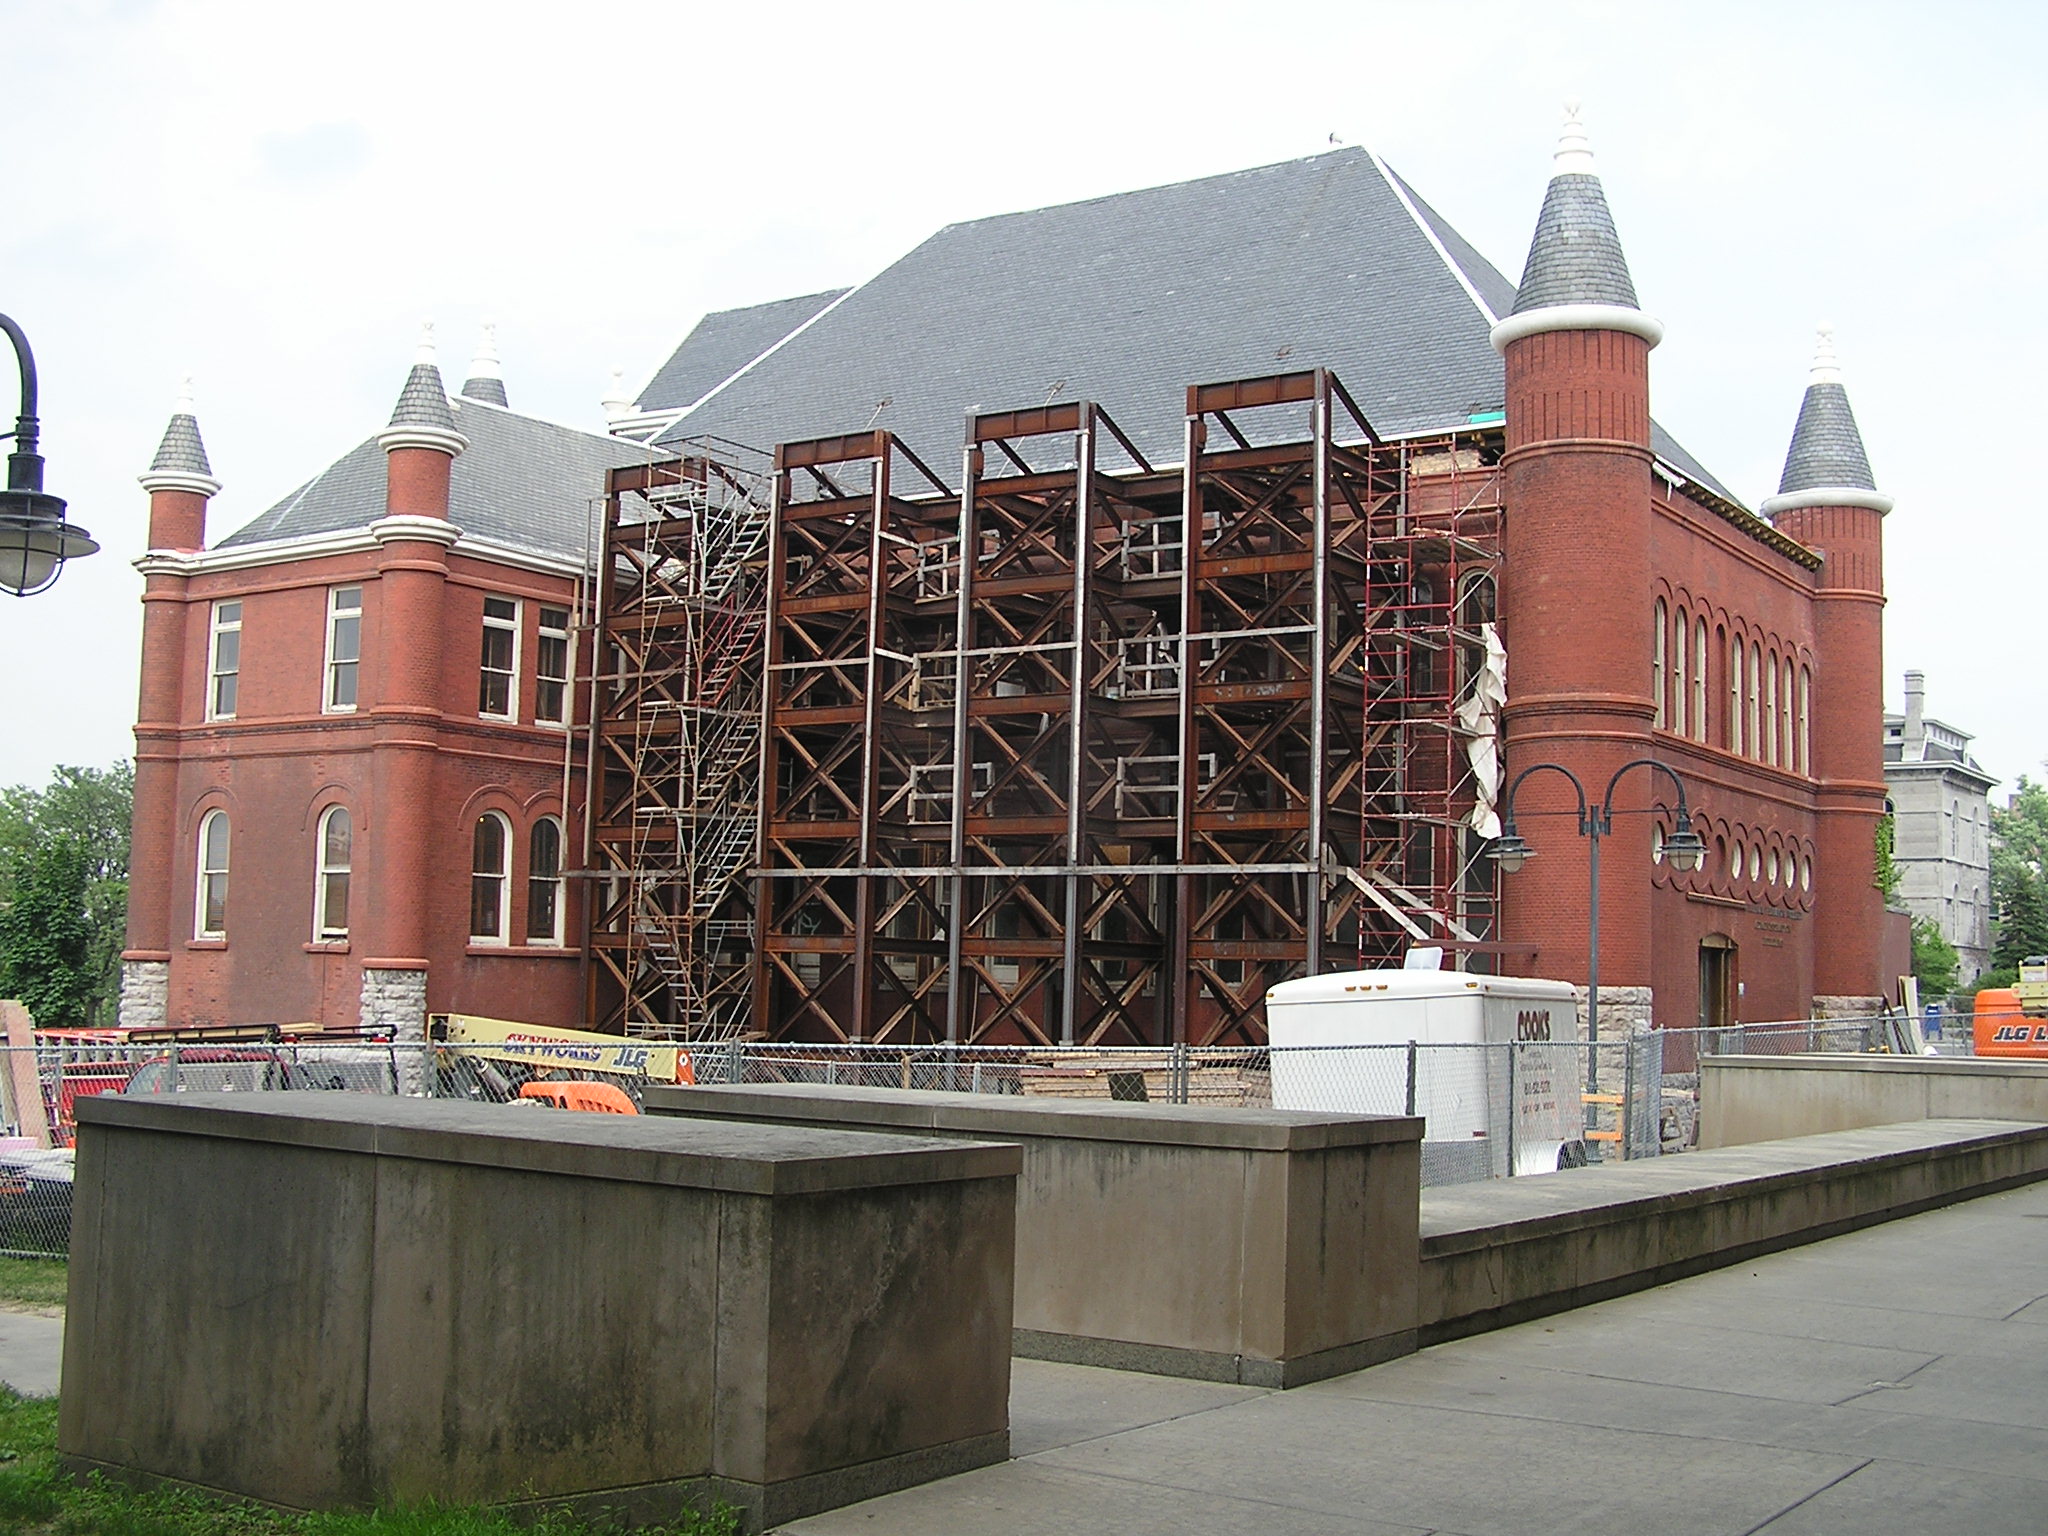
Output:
left=480, top=596, right=521, bottom=721
left=1651, top=599, right=1666, bottom=730
left=535, top=606, right=570, bottom=727
left=1693, top=618, right=1709, bottom=744
left=207, top=601, right=243, bottom=721
left=195, top=810, right=230, bottom=939
left=314, top=805, right=352, bottom=940
left=526, top=816, right=565, bottom=946
left=1672, top=604, right=1688, bottom=735
left=471, top=811, right=512, bottom=944
left=324, top=585, right=362, bottom=714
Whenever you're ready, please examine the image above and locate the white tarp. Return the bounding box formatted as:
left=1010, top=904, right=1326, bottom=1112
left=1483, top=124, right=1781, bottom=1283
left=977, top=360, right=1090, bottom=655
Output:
left=1456, top=622, right=1507, bottom=839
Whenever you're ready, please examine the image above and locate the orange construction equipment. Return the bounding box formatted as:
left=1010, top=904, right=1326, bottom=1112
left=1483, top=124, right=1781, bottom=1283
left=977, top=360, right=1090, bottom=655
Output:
left=1972, top=988, right=2048, bottom=1058
left=517, top=1081, right=639, bottom=1114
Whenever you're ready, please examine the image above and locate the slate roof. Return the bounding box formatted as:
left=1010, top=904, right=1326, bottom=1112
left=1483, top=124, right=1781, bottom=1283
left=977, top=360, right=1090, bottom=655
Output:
left=461, top=375, right=509, bottom=408
left=657, top=148, right=1734, bottom=502
left=1510, top=173, right=1639, bottom=313
left=1778, top=382, right=1877, bottom=494
left=637, top=289, right=849, bottom=412
left=218, top=397, right=645, bottom=559
left=389, top=362, right=458, bottom=432
left=148, top=414, right=213, bottom=477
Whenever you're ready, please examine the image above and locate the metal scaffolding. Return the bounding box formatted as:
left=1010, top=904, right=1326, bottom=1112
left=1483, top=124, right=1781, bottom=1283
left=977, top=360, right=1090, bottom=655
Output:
left=584, top=371, right=1504, bottom=1044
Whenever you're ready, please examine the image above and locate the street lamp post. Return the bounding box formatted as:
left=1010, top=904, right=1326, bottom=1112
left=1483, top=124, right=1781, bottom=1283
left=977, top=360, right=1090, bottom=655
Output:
left=1488, top=757, right=1704, bottom=1094
left=0, top=313, right=97, bottom=596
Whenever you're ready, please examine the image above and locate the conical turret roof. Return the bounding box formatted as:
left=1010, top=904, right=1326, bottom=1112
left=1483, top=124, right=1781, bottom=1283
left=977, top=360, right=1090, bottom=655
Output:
left=460, top=321, right=508, bottom=408
left=1762, top=329, right=1890, bottom=517
left=139, top=378, right=221, bottom=493
left=378, top=323, right=467, bottom=456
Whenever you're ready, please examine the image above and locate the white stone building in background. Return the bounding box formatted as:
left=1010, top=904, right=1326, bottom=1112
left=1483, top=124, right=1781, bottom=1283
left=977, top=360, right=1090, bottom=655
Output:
left=1884, top=670, right=1998, bottom=984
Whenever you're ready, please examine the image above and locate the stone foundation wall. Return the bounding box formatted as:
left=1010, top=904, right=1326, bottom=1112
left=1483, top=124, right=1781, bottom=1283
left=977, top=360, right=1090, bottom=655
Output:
left=116, top=961, right=169, bottom=1033
left=360, top=968, right=427, bottom=1094
left=1814, top=994, right=1887, bottom=1020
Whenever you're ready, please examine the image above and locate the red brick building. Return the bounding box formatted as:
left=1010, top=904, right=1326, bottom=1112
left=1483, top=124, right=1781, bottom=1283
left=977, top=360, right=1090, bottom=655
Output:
left=120, top=111, right=1898, bottom=1043
left=119, top=333, right=636, bottom=1040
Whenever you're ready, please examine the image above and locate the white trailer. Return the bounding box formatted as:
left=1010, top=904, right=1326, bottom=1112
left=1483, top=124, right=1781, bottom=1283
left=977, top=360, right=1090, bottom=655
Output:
left=1265, top=970, right=1586, bottom=1182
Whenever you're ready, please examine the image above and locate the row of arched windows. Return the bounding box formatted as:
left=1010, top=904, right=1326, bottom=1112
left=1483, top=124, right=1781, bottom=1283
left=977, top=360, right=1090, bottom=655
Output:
left=1652, top=598, right=1812, bottom=775
left=192, top=808, right=566, bottom=947
left=1652, top=817, right=1818, bottom=911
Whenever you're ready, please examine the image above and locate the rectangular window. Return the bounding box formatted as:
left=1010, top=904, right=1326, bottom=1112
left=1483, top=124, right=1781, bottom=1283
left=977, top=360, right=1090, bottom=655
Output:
left=325, top=586, right=362, bottom=712
left=536, top=606, right=570, bottom=725
left=480, top=596, right=519, bottom=719
left=207, top=601, right=242, bottom=720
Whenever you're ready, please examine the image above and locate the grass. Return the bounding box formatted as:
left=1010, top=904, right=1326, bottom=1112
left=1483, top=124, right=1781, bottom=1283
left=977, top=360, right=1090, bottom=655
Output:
left=0, top=1263, right=67, bottom=1314
left=0, top=1391, right=741, bottom=1536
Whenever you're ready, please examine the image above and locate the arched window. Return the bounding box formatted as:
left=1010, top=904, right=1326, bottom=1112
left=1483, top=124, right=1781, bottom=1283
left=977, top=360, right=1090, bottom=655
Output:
left=1748, top=641, right=1763, bottom=759
left=1764, top=650, right=1780, bottom=765
left=1729, top=635, right=1744, bottom=756
left=527, top=817, right=564, bottom=946
left=196, top=811, right=230, bottom=939
left=315, top=806, right=351, bottom=940
left=471, top=813, right=511, bottom=943
left=1672, top=605, right=1689, bottom=735
left=1782, top=657, right=1797, bottom=773
left=1693, top=617, right=1709, bottom=742
left=1652, top=599, right=1667, bottom=729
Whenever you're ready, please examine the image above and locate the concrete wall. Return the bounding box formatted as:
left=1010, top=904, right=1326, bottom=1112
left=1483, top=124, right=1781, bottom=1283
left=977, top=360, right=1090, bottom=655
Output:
left=647, top=1083, right=1422, bottom=1388
left=1420, top=1118, right=2048, bottom=1343
left=1699, top=1053, right=2048, bottom=1148
left=59, top=1094, right=1019, bottom=1531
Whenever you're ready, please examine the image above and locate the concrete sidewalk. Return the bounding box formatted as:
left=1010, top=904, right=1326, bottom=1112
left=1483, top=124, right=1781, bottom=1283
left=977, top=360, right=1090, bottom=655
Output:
left=788, top=1180, right=2048, bottom=1535
left=0, top=1310, right=62, bottom=1396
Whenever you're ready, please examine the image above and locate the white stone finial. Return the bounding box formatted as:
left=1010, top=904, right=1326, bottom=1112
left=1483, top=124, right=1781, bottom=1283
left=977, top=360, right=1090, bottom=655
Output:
left=1810, top=324, right=1841, bottom=385
left=469, top=320, right=502, bottom=382
left=415, top=320, right=437, bottom=366
left=602, top=367, right=633, bottom=421
left=1554, top=100, right=1596, bottom=175
left=174, top=376, right=196, bottom=416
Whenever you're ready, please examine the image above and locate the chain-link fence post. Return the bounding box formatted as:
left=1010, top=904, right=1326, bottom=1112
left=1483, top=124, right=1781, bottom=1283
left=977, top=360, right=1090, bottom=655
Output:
left=1504, top=1041, right=1517, bottom=1177
left=1404, top=1042, right=1418, bottom=1118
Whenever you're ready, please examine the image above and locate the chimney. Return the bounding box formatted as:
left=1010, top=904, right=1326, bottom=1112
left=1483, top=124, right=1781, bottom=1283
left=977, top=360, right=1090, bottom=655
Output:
left=1903, top=670, right=1926, bottom=756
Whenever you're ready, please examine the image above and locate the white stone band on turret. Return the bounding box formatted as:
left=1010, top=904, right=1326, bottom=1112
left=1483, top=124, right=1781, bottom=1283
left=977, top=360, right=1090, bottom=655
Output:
left=1489, top=304, right=1665, bottom=354
left=1759, top=486, right=1894, bottom=518
left=369, top=514, right=463, bottom=547
left=136, top=471, right=222, bottom=498
left=376, top=425, right=469, bottom=456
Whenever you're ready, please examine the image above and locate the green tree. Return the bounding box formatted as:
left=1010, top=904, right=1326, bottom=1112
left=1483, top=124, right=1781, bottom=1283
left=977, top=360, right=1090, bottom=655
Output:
left=1991, top=776, right=2048, bottom=973
left=1910, top=917, right=1960, bottom=999
left=1874, top=812, right=1902, bottom=903
left=0, top=761, right=133, bottom=1027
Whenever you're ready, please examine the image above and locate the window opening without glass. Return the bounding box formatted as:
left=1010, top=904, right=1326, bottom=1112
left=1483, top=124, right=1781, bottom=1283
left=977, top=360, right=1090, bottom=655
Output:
left=536, top=606, right=569, bottom=725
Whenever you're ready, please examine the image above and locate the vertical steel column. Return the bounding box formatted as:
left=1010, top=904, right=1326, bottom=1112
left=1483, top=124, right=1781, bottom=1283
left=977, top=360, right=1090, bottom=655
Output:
left=1061, top=410, right=1097, bottom=1044
left=947, top=433, right=978, bottom=1043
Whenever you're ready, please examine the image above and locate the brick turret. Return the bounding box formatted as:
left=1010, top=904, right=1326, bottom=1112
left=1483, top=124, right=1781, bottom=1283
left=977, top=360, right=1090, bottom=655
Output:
left=121, top=381, right=223, bottom=1029
left=1761, top=329, right=1891, bottom=1013
left=360, top=326, right=465, bottom=1046
left=1491, top=106, right=1666, bottom=1019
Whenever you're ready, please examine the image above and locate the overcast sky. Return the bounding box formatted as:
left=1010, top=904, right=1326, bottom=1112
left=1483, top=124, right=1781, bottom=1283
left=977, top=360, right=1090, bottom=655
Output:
left=3, top=0, right=2043, bottom=796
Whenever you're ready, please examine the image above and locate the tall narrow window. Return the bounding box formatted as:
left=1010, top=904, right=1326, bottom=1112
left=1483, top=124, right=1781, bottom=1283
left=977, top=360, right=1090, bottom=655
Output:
left=536, top=606, right=570, bottom=726
left=1764, top=650, right=1780, bottom=765
left=1652, top=599, right=1667, bottom=729
left=480, top=597, right=519, bottom=719
left=196, top=811, right=230, bottom=938
left=1798, top=665, right=1812, bottom=775
left=1748, top=641, right=1763, bottom=759
left=1782, top=657, right=1797, bottom=772
left=207, top=601, right=242, bottom=720
left=1693, top=618, right=1709, bottom=743
left=471, top=812, right=511, bottom=942
left=527, top=817, right=564, bottom=944
left=1729, top=634, right=1744, bottom=756
left=314, top=806, right=351, bottom=939
left=325, top=586, right=362, bottom=712
left=1672, top=605, right=1688, bottom=735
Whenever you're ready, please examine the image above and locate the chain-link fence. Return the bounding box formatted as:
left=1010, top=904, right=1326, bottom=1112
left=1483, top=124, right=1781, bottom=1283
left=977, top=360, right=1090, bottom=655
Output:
left=0, top=1012, right=1932, bottom=1257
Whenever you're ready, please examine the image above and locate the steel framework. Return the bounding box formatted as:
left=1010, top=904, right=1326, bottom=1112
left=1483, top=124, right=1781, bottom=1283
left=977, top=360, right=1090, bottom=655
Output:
left=585, top=371, right=1504, bottom=1044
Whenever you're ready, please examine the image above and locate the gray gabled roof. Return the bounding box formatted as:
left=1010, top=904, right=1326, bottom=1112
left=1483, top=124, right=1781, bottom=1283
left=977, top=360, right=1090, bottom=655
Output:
left=637, top=289, right=849, bottom=413
left=148, top=413, right=213, bottom=477
left=218, top=397, right=645, bottom=559
left=1778, top=381, right=1877, bottom=494
left=657, top=148, right=1735, bottom=502
left=1510, top=173, right=1640, bottom=313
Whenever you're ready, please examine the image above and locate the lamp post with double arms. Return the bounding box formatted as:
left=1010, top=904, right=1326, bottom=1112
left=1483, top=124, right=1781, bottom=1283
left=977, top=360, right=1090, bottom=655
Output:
left=1488, top=757, right=1705, bottom=1094
left=0, top=313, right=97, bottom=596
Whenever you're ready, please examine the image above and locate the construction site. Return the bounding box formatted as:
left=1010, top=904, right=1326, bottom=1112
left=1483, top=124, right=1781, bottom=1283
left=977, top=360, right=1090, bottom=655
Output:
left=581, top=369, right=1508, bottom=1047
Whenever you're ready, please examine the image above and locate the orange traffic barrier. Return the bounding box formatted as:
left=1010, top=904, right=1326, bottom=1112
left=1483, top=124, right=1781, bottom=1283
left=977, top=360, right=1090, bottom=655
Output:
left=1972, top=988, right=2048, bottom=1058
left=517, top=1081, right=639, bottom=1114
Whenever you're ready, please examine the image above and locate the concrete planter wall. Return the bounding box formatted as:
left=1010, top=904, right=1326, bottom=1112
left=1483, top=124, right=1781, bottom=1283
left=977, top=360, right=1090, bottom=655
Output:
left=646, top=1083, right=1423, bottom=1388
left=59, top=1095, right=1019, bottom=1530
left=1699, top=1054, right=2048, bottom=1147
